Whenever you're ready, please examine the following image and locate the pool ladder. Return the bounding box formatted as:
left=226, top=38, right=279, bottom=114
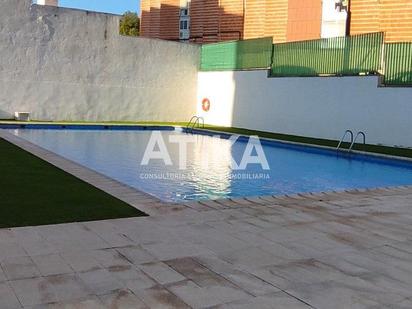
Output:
left=336, top=130, right=366, bottom=153
left=186, top=116, right=205, bottom=133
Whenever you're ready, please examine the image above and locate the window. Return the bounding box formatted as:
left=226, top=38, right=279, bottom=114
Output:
left=180, top=20, right=188, bottom=30
left=180, top=8, right=189, bottom=17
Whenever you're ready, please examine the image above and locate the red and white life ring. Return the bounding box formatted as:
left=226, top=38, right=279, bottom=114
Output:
left=202, top=98, right=211, bottom=112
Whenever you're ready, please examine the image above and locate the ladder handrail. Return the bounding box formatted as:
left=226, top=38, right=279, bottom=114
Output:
left=186, top=116, right=198, bottom=129
left=186, top=116, right=205, bottom=133
left=194, top=117, right=204, bottom=129
left=336, top=130, right=354, bottom=151
left=349, top=131, right=366, bottom=152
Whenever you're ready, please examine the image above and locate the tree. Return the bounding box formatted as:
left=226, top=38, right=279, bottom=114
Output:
left=120, top=11, right=140, bottom=37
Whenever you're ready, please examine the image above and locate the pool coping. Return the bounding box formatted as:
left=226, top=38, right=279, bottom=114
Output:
left=2, top=128, right=412, bottom=218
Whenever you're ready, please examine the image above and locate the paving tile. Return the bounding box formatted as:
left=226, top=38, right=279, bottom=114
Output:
left=116, top=246, right=157, bottom=265
left=218, top=247, right=283, bottom=270
left=99, top=289, right=147, bottom=309
left=60, top=251, right=102, bottom=273
left=91, top=249, right=132, bottom=269
left=0, top=282, right=21, bottom=309
left=29, top=296, right=104, bottom=309
left=369, top=245, right=412, bottom=273
left=0, top=265, right=6, bottom=282
left=285, top=280, right=402, bottom=309
left=82, top=221, right=135, bottom=247
left=107, top=264, right=150, bottom=282
left=36, top=224, right=109, bottom=252
left=132, top=285, right=190, bottom=309
left=222, top=291, right=312, bottom=309
left=1, top=256, right=40, bottom=280
left=10, top=277, right=57, bottom=307
left=166, top=257, right=234, bottom=287
left=138, top=262, right=186, bottom=285
left=78, top=269, right=123, bottom=296
left=31, top=255, right=73, bottom=277
left=192, top=230, right=249, bottom=253
left=0, top=229, right=18, bottom=244
left=0, top=243, right=27, bottom=261
left=222, top=271, right=281, bottom=296
left=46, top=274, right=91, bottom=303
left=142, top=243, right=213, bottom=261
left=168, top=280, right=250, bottom=308
left=21, top=241, right=58, bottom=257
left=123, top=273, right=157, bottom=293
left=248, top=266, right=291, bottom=291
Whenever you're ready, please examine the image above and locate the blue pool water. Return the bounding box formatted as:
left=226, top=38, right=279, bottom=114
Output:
left=6, top=127, right=412, bottom=202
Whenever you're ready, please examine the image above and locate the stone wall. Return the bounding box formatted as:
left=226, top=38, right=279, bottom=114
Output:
left=0, top=0, right=200, bottom=121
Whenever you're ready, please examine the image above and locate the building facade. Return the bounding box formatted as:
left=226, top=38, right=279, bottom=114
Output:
left=140, top=0, right=412, bottom=43
left=37, top=0, right=59, bottom=6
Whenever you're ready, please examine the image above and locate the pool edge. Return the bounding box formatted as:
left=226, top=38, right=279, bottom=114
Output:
left=2, top=129, right=412, bottom=220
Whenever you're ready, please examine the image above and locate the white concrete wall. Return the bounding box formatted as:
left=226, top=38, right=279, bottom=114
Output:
left=0, top=0, right=199, bottom=121
left=197, top=71, right=412, bottom=148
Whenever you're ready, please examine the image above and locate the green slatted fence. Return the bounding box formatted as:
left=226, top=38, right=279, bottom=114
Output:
left=200, top=37, right=273, bottom=71
left=271, top=32, right=384, bottom=77
left=384, top=43, right=412, bottom=86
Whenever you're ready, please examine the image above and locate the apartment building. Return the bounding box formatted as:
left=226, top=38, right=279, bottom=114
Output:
left=140, top=0, right=412, bottom=43
left=37, top=0, right=59, bottom=6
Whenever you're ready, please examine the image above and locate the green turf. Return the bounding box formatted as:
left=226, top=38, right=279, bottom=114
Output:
left=0, top=138, right=146, bottom=228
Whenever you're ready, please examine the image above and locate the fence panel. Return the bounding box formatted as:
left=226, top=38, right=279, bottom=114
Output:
left=271, top=32, right=384, bottom=77
left=384, top=43, right=412, bottom=86
left=200, top=37, right=273, bottom=71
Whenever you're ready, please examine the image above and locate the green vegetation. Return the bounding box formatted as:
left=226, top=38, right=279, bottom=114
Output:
left=0, top=138, right=145, bottom=228
left=119, top=11, right=140, bottom=37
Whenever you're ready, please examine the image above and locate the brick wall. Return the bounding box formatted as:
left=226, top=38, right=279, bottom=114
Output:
left=350, top=0, right=379, bottom=36
left=244, top=0, right=289, bottom=43
left=350, top=0, right=412, bottom=42
left=140, top=0, right=412, bottom=43
left=219, top=0, right=244, bottom=41
left=379, top=0, right=412, bottom=42
left=286, top=0, right=321, bottom=42
left=140, top=0, right=151, bottom=36
left=266, top=0, right=289, bottom=43
left=160, top=0, right=180, bottom=40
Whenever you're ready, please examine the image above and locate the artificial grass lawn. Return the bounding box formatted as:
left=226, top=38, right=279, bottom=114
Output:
left=0, top=138, right=145, bottom=228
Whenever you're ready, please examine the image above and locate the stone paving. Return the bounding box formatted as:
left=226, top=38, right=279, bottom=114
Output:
left=2, top=131, right=412, bottom=308
left=1, top=187, right=412, bottom=308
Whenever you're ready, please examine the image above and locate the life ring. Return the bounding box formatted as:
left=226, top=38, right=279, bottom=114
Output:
left=202, top=98, right=211, bottom=112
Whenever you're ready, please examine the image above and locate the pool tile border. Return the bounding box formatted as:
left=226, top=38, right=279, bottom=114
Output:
left=2, top=129, right=412, bottom=219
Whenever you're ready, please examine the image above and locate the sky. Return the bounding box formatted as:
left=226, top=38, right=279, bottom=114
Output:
left=53, top=0, right=140, bottom=15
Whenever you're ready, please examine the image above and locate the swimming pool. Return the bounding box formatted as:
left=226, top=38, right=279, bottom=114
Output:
left=4, top=126, right=412, bottom=202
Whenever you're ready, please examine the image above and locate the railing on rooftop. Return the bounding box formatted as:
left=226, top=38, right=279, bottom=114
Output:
left=200, top=37, right=273, bottom=71
left=270, top=32, right=384, bottom=77
left=384, top=42, right=412, bottom=86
